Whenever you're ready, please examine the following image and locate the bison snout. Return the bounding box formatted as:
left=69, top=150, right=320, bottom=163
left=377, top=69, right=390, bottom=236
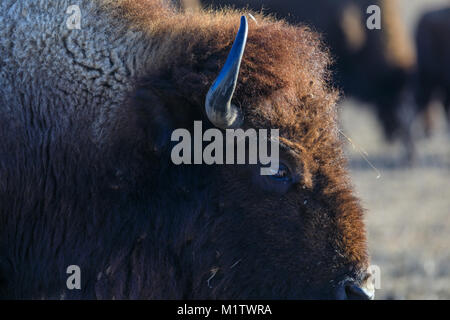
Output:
left=335, top=274, right=375, bottom=300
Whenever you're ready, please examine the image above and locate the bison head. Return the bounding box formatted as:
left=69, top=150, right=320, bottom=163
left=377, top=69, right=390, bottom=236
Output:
left=129, top=14, right=374, bottom=299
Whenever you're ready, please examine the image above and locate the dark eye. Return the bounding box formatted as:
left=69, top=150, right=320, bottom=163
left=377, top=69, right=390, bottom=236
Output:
left=269, top=163, right=292, bottom=182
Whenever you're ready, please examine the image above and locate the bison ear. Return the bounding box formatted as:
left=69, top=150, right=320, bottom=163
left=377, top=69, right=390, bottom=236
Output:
left=132, top=74, right=205, bottom=155
left=132, top=71, right=212, bottom=154
left=132, top=86, right=176, bottom=155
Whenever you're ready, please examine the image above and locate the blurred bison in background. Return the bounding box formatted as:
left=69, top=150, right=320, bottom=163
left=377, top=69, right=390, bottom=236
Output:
left=194, top=0, right=417, bottom=158
left=0, top=0, right=373, bottom=299
left=415, top=7, right=450, bottom=136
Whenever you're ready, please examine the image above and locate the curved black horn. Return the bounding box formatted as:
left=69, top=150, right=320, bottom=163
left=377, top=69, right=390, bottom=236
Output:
left=205, top=16, right=248, bottom=129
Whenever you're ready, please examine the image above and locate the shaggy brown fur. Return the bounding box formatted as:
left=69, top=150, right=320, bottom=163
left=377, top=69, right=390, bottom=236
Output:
left=0, top=0, right=370, bottom=299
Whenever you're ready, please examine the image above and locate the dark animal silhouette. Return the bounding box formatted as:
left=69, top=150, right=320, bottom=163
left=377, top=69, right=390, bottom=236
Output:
left=415, top=7, right=450, bottom=135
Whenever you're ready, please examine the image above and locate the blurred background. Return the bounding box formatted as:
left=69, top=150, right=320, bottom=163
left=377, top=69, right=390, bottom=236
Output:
left=179, top=0, right=450, bottom=299
left=342, top=0, right=450, bottom=300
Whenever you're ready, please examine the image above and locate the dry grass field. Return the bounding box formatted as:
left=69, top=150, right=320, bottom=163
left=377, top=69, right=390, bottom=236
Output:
left=341, top=100, right=450, bottom=299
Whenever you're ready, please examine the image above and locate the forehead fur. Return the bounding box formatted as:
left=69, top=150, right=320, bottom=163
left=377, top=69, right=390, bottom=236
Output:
left=108, top=0, right=341, bottom=160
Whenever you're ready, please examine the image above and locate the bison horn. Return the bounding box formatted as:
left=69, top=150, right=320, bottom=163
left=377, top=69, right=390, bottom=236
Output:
left=205, top=16, right=248, bottom=129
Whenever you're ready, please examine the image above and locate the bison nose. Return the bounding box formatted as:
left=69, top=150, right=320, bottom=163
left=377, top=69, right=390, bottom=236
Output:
left=336, top=277, right=375, bottom=300
left=344, top=282, right=374, bottom=300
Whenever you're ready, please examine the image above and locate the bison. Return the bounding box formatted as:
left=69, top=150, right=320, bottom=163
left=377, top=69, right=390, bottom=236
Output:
left=194, top=0, right=417, bottom=159
left=415, top=7, right=450, bottom=135
left=0, top=0, right=373, bottom=299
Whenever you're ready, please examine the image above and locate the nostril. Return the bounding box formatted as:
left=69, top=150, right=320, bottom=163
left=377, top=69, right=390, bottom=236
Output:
left=335, top=272, right=376, bottom=300
left=344, top=283, right=374, bottom=300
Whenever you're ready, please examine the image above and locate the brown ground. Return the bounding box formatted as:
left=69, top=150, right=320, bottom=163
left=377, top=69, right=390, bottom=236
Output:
left=342, top=98, right=450, bottom=299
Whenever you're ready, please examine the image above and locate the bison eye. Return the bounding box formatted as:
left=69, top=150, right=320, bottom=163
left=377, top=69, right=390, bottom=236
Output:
left=256, top=162, right=295, bottom=194
left=270, top=163, right=291, bottom=182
